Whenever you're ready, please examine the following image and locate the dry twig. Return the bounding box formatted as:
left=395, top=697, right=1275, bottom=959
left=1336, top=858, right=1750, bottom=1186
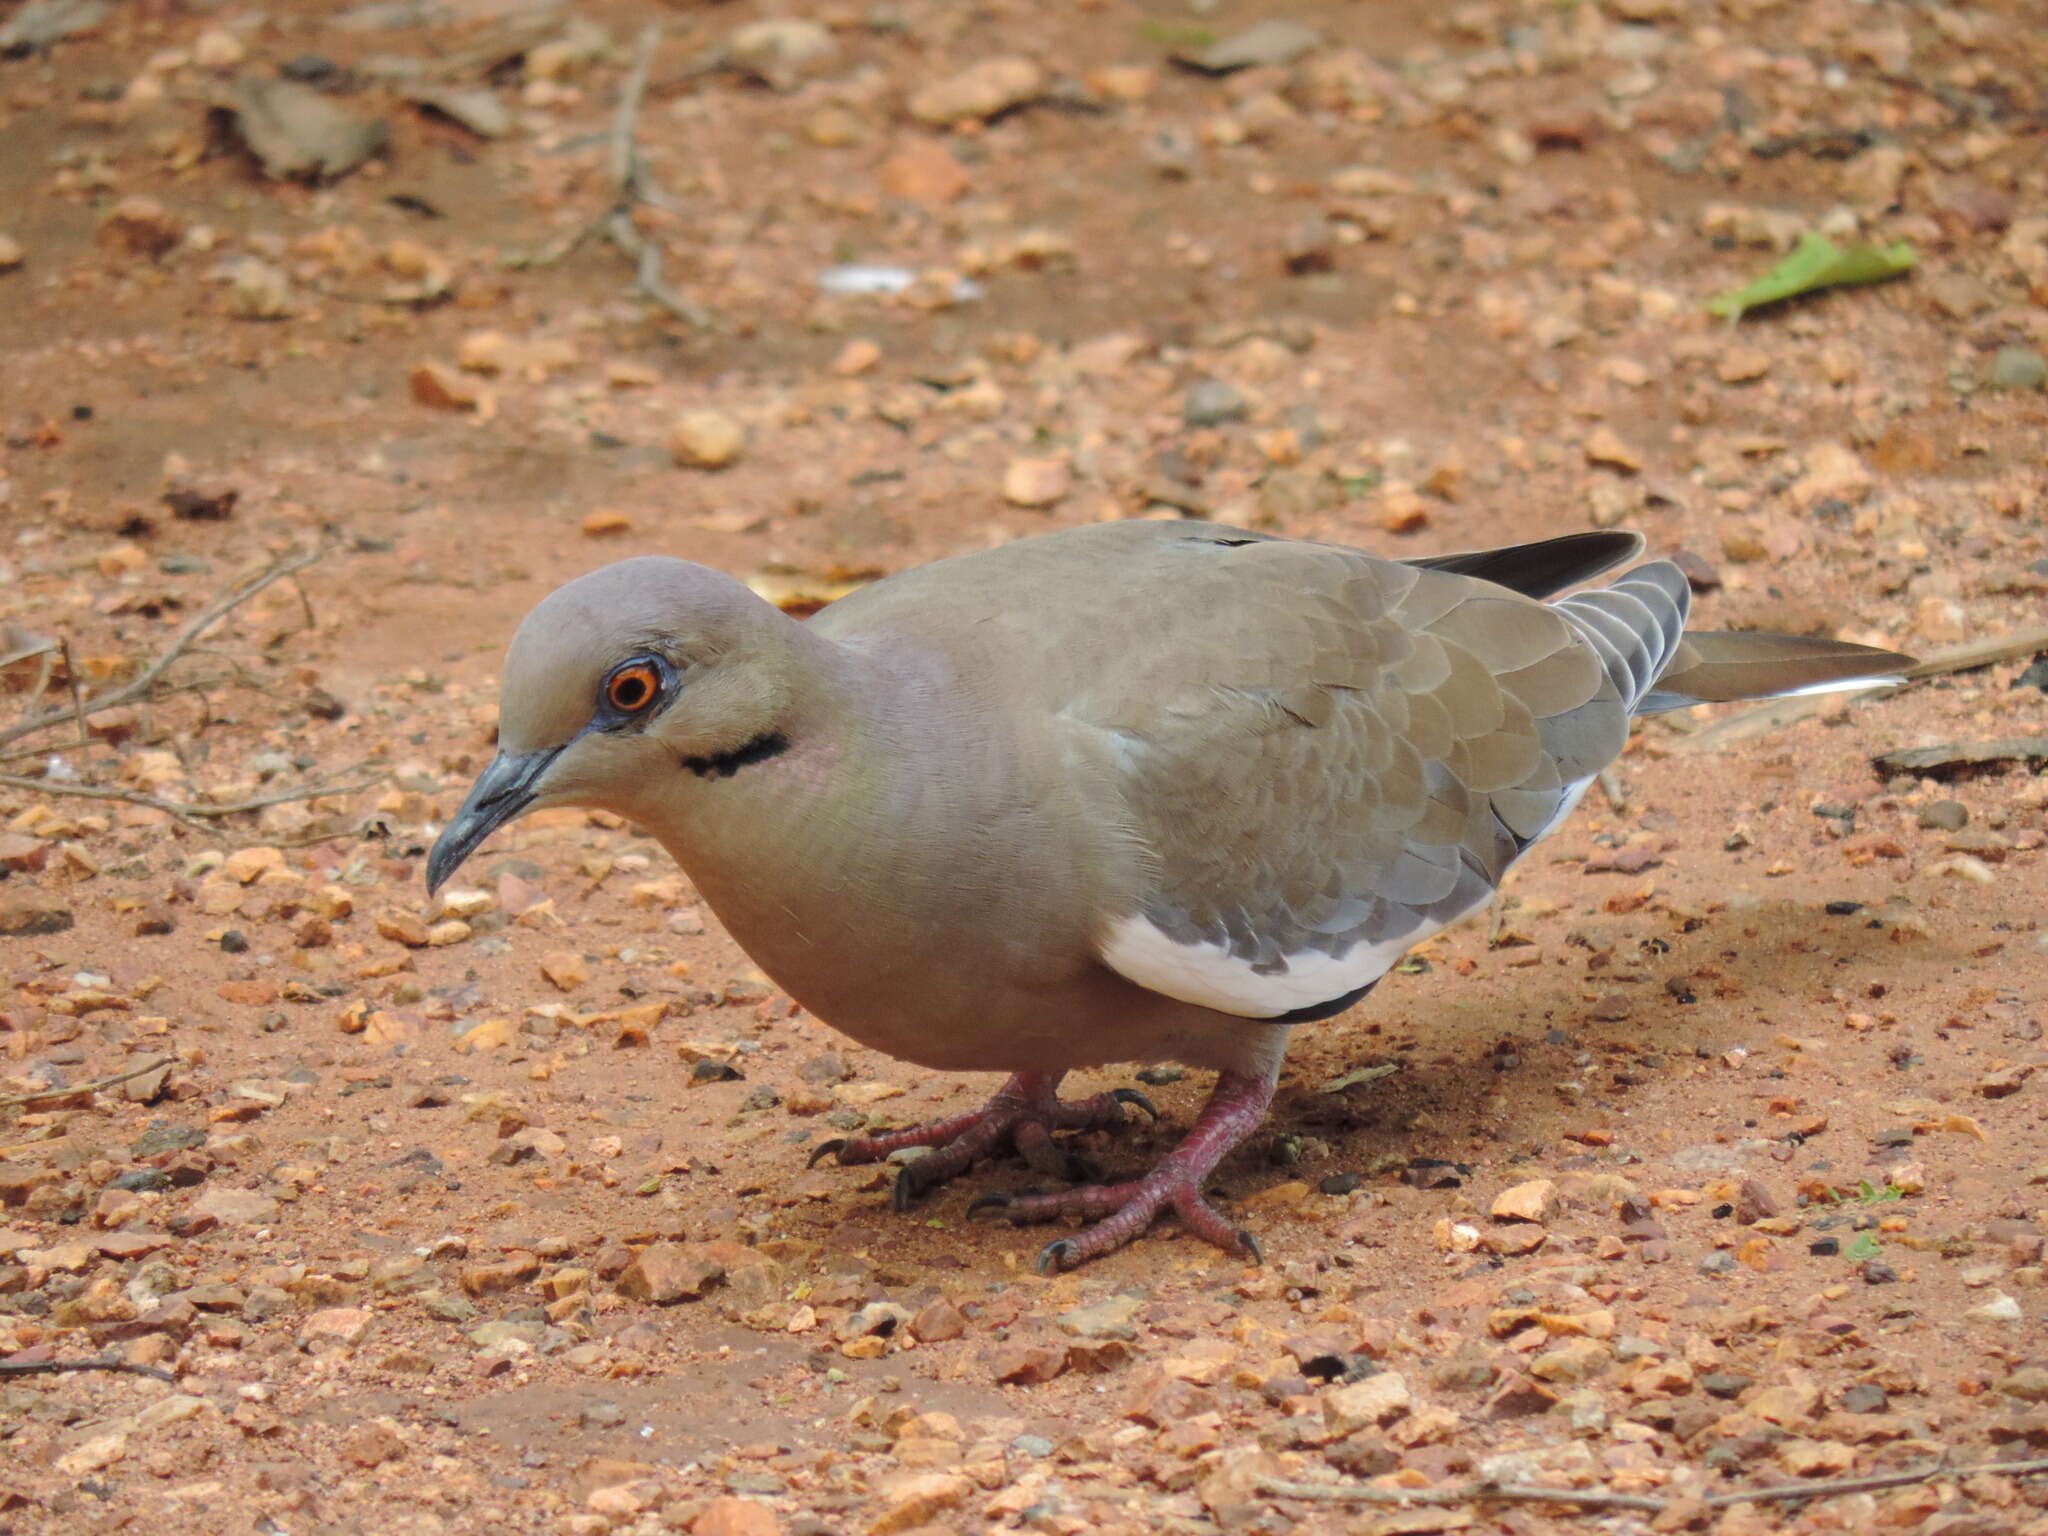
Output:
left=0, top=547, right=325, bottom=753
left=1258, top=1477, right=1666, bottom=1512
left=0, top=768, right=380, bottom=831
left=1597, top=766, right=1628, bottom=812
left=0, top=1055, right=176, bottom=1110
left=1707, top=1458, right=2048, bottom=1508
left=1259, top=1455, right=2048, bottom=1515
left=529, top=26, right=709, bottom=327
left=0, top=1356, right=178, bottom=1384
left=602, top=26, right=709, bottom=328
left=0, top=546, right=380, bottom=836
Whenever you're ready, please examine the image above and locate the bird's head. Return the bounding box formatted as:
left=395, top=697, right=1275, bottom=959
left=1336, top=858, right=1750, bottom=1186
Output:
left=426, top=557, right=796, bottom=894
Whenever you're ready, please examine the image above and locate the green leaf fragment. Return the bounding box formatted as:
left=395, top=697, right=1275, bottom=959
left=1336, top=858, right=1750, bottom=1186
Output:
left=1707, top=231, right=1917, bottom=321
left=1845, top=1232, right=1882, bottom=1261
left=1139, top=19, right=1217, bottom=47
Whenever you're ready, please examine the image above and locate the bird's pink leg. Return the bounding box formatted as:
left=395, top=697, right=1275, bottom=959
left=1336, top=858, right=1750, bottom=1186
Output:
left=968, top=1068, right=1276, bottom=1272
left=808, top=1070, right=1157, bottom=1211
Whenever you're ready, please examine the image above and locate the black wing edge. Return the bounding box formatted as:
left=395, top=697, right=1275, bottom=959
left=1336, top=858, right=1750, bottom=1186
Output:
left=1405, top=531, right=1646, bottom=601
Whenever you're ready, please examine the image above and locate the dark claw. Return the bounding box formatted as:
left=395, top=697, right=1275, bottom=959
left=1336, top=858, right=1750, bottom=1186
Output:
left=892, top=1165, right=924, bottom=1213
left=1111, top=1088, right=1160, bottom=1120
left=966, top=1193, right=1014, bottom=1220
left=1035, top=1238, right=1078, bottom=1276
left=806, top=1138, right=847, bottom=1169
left=1236, top=1228, right=1264, bottom=1266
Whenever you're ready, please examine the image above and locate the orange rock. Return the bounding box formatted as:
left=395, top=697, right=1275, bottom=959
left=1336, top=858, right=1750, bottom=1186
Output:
left=1490, top=1178, right=1559, bottom=1223
left=540, top=950, right=589, bottom=991
left=409, top=360, right=493, bottom=416
left=879, top=140, right=972, bottom=205
left=693, top=1497, right=781, bottom=1536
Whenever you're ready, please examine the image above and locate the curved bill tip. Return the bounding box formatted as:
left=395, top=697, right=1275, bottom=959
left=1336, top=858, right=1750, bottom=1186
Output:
left=426, top=747, right=558, bottom=895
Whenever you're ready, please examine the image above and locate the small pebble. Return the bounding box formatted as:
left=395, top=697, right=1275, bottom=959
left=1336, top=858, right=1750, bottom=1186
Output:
left=1986, top=346, right=2046, bottom=392
left=670, top=410, right=746, bottom=470
left=1183, top=379, right=1247, bottom=427
left=1917, top=800, right=1968, bottom=832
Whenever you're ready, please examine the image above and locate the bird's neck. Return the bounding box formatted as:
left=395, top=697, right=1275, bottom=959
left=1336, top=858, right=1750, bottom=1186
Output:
left=638, top=625, right=969, bottom=984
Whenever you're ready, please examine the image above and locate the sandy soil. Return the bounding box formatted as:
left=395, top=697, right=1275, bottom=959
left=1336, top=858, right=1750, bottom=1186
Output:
left=2, top=0, right=2047, bottom=1533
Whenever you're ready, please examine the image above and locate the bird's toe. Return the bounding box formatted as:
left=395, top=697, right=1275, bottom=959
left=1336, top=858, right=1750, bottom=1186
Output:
left=1110, top=1087, right=1160, bottom=1120
left=1034, top=1239, right=1079, bottom=1276
left=891, top=1165, right=923, bottom=1213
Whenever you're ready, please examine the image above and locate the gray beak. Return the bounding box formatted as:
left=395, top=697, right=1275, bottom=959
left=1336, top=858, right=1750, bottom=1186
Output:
left=426, top=748, right=559, bottom=894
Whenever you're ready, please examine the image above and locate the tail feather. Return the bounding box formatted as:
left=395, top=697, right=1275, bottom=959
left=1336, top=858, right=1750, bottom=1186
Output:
left=1554, top=562, right=1692, bottom=709
left=1639, top=631, right=1912, bottom=713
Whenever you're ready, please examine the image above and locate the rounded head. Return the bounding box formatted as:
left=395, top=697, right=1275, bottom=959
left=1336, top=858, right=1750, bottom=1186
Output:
left=427, top=557, right=799, bottom=891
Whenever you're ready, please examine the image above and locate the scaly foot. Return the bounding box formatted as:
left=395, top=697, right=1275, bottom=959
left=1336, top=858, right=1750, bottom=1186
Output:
left=967, top=1069, right=1276, bottom=1272
left=806, top=1070, right=1156, bottom=1212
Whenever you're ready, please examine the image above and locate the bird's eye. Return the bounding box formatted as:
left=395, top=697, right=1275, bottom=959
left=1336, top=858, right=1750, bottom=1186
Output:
left=605, top=662, right=661, bottom=713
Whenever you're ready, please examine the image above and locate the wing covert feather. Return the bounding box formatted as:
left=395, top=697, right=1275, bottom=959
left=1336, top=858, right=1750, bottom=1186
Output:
left=1067, top=532, right=1689, bottom=1016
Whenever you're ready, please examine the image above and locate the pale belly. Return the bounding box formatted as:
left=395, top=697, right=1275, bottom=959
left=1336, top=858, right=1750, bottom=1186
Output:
left=687, top=861, right=1297, bottom=1080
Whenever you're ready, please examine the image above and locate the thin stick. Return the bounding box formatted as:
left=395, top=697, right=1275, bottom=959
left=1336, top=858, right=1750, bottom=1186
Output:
left=601, top=26, right=709, bottom=328
left=0, top=1055, right=176, bottom=1110
left=1902, top=626, right=2048, bottom=680
left=522, top=25, right=709, bottom=325
left=1257, top=1477, right=1666, bottom=1512
left=0, top=547, right=324, bottom=752
left=610, top=24, right=657, bottom=195
left=1258, top=1456, right=2048, bottom=1515
left=610, top=212, right=712, bottom=328
left=524, top=215, right=604, bottom=269
left=307, top=282, right=453, bottom=309
left=0, top=678, right=222, bottom=764
left=23, top=647, right=57, bottom=723
left=0, top=770, right=379, bottom=831
left=1702, top=1457, right=2048, bottom=1509
left=0, top=1357, right=178, bottom=1383
left=60, top=637, right=88, bottom=756
left=1597, top=766, right=1628, bottom=812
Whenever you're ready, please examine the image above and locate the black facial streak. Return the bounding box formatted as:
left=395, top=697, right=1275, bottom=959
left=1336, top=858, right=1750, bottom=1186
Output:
left=681, top=730, right=790, bottom=780
left=1265, top=978, right=1379, bottom=1026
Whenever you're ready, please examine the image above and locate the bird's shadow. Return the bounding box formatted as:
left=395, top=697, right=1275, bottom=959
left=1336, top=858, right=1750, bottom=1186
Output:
left=822, top=897, right=1978, bottom=1267
left=1263, top=894, right=1970, bottom=1180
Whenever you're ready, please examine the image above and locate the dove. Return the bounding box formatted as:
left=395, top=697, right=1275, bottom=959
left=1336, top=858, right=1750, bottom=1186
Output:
left=428, top=522, right=1909, bottom=1270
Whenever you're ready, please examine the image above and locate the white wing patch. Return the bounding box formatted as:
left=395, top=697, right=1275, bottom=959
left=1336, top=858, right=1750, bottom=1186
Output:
left=1099, top=915, right=1422, bottom=1019
left=1525, top=773, right=1597, bottom=851
left=1100, top=771, right=1608, bottom=1020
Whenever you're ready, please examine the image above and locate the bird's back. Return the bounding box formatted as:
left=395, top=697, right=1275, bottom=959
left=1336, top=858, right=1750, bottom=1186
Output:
left=805, top=522, right=1691, bottom=1023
